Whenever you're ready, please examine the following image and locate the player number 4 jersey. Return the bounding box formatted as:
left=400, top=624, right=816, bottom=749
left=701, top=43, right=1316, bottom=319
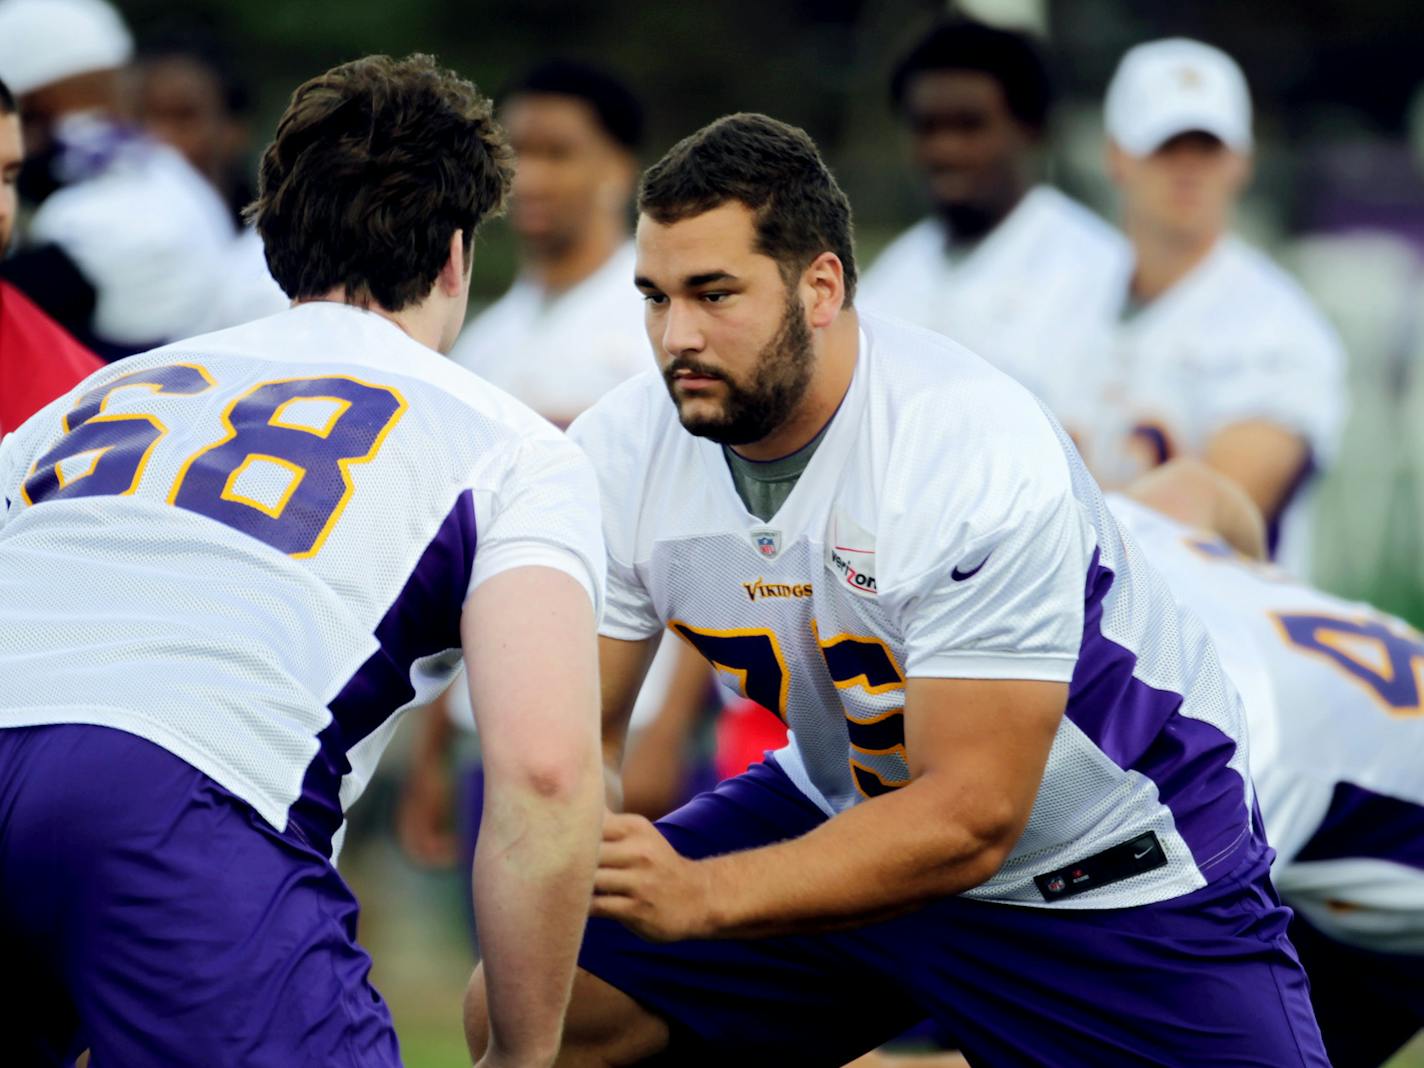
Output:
left=571, top=312, right=1258, bottom=909
left=0, top=303, right=605, bottom=859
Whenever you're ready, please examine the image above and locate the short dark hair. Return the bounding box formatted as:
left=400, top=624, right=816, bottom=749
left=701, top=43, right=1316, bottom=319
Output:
left=0, top=76, right=14, bottom=115
left=138, top=27, right=252, bottom=117
left=247, top=53, right=514, bottom=312
left=638, top=113, right=857, bottom=303
left=890, top=19, right=1053, bottom=131
left=506, top=59, right=643, bottom=151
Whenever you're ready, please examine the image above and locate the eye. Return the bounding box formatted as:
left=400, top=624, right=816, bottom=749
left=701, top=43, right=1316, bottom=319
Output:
left=701, top=291, right=730, bottom=304
left=641, top=292, right=668, bottom=307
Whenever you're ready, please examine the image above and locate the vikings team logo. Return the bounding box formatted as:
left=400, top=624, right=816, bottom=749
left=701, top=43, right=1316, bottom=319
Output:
left=751, top=529, right=781, bottom=559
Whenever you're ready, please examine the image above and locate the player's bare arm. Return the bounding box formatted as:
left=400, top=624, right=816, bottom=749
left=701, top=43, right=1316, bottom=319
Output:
left=1127, top=457, right=1268, bottom=560
left=591, top=676, right=1065, bottom=940
left=463, top=565, right=603, bottom=1067
left=1202, top=419, right=1310, bottom=529
left=597, top=633, right=661, bottom=810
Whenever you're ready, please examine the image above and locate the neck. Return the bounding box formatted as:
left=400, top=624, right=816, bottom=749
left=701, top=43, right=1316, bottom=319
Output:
left=732, top=309, right=860, bottom=463
left=1127, top=222, right=1221, bottom=303
left=297, top=288, right=447, bottom=351
left=527, top=214, right=626, bottom=292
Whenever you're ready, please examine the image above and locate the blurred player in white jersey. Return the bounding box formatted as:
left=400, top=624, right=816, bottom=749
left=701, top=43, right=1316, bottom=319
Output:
left=1112, top=461, right=1424, bottom=1068
left=449, top=59, right=646, bottom=426
left=1090, top=38, right=1346, bottom=574
left=463, top=111, right=1328, bottom=1067
left=0, top=54, right=605, bottom=1068
left=858, top=19, right=1128, bottom=407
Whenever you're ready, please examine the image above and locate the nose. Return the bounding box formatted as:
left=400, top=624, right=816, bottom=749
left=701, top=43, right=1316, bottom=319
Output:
left=659, top=299, right=706, bottom=358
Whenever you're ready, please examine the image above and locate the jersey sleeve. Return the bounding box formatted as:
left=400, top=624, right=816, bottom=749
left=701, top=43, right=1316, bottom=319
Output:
left=1195, top=300, right=1346, bottom=462
left=467, top=434, right=606, bottom=617
left=567, top=377, right=664, bottom=642
left=877, top=390, right=1095, bottom=681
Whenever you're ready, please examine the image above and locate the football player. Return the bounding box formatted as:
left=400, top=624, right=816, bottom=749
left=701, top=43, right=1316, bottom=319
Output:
left=462, top=111, right=1329, bottom=1066
left=1089, top=38, right=1346, bottom=574
left=0, top=54, right=604, bottom=1068
left=857, top=18, right=1128, bottom=412
left=1114, top=461, right=1424, bottom=1068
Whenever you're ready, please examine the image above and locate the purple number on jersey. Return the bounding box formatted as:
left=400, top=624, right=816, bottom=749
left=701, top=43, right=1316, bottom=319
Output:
left=170, top=376, right=405, bottom=557
left=21, top=364, right=214, bottom=505
left=1275, top=613, right=1424, bottom=715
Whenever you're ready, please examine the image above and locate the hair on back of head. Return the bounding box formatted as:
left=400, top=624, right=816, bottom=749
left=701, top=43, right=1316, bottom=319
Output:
left=638, top=112, right=857, bottom=302
left=0, top=76, right=14, bottom=115
left=247, top=53, right=514, bottom=313
left=890, top=19, right=1053, bottom=131
left=506, top=58, right=643, bottom=151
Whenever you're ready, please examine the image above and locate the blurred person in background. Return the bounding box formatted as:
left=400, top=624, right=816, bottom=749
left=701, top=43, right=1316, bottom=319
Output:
left=449, top=57, right=646, bottom=423
left=132, top=27, right=289, bottom=332
left=0, top=53, right=604, bottom=1067
left=400, top=59, right=719, bottom=869
left=1089, top=38, right=1346, bottom=575
left=0, top=0, right=233, bottom=360
left=0, top=73, right=101, bottom=435
left=857, top=18, right=1128, bottom=410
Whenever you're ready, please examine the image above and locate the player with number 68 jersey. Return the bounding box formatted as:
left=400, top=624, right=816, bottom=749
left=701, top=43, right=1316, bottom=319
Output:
left=0, top=55, right=605, bottom=1068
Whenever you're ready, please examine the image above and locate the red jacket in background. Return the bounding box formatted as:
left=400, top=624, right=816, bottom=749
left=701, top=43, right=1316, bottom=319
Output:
left=0, top=280, right=103, bottom=436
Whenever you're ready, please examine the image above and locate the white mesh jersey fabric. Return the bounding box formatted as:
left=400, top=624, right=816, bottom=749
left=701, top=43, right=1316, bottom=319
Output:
left=1081, top=236, right=1347, bottom=575
left=1112, top=494, right=1424, bottom=935
left=571, top=312, right=1253, bottom=908
left=0, top=303, right=604, bottom=850
left=857, top=187, right=1130, bottom=415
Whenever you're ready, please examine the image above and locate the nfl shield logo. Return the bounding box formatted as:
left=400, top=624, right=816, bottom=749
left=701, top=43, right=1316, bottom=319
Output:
left=751, top=529, right=781, bottom=559
left=1046, top=876, right=1066, bottom=893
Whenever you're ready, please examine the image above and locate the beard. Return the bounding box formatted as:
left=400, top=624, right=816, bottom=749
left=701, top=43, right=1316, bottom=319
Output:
left=662, top=289, right=816, bottom=447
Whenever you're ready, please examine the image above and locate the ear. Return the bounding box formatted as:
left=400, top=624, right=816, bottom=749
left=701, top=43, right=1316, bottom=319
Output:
left=803, top=251, right=846, bottom=329
left=438, top=229, right=469, bottom=297
left=1105, top=141, right=1129, bottom=188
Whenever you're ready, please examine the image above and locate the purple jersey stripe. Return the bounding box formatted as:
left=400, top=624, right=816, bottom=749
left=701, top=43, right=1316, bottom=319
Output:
left=1265, top=449, right=1316, bottom=560
left=289, top=490, right=477, bottom=855
left=1066, top=550, right=1253, bottom=875
left=1295, top=781, right=1424, bottom=871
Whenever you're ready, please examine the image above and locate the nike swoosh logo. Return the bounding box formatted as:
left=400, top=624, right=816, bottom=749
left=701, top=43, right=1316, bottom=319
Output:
left=951, top=554, right=991, bottom=581
left=1132, top=845, right=1153, bottom=860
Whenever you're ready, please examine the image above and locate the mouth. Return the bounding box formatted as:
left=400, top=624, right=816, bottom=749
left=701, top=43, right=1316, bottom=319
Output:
left=670, top=367, right=727, bottom=392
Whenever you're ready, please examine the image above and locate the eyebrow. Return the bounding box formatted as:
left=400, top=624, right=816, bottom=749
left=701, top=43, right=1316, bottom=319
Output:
left=634, top=270, right=739, bottom=292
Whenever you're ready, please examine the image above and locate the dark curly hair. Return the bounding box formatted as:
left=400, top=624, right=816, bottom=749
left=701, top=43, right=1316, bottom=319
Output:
left=890, top=20, right=1053, bottom=132
left=638, top=112, right=857, bottom=303
left=247, top=53, right=514, bottom=311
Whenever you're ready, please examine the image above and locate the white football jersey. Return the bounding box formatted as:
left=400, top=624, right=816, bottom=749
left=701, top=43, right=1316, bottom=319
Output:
left=450, top=242, right=649, bottom=428
left=1085, top=237, right=1347, bottom=575
left=1111, top=496, right=1424, bottom=952
left=0, top=303, right=605, bottom=860
left=571, top=312, right=1257, bottom=909
left=857, top=186, right=1130, bottom=416
left=27, top=113, right=235, bottom=349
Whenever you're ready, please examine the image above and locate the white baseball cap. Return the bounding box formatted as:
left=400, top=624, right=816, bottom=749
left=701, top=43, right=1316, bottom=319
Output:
left=0, top=0, right=133, bottom=97
left=1104, top=38, right=1252, bottom=158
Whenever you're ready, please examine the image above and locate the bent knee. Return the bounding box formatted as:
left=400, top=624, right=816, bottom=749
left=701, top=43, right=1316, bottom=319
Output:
left=557, top=968, right=670, bottom=1066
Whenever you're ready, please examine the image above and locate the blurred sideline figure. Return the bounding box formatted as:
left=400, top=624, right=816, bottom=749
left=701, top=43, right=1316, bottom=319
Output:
left=0, top=54, right=604, bottom=1067
left=133, top=27, right=289, bottom=332
left=0, top=73, right=102, bottom=436
left=449, top=58, right=647, bottom=423
left=0, top=0, right=234, bottom=359
left=1086, top=38, right=1346, bottom=575
left=400, top=60, right=719, bottom=872
left=466, top=111, right=1329, bottom=1067
left=858, top=18, right=1128, bottom=410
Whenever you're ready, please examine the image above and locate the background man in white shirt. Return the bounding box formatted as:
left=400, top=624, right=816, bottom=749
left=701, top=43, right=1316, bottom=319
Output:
left=1090, top=38, right=1346, bottom=574
left=858, top=18, right=1127, bottom=407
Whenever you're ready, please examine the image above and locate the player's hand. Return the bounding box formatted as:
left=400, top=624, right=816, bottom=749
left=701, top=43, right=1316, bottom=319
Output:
left=590, top=813, right=713, bottom=941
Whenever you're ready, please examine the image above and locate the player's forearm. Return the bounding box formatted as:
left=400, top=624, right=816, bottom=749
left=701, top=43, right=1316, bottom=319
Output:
left=466, top=755, right=603, bottom=1064
left=700, top=774, right=1021, bottom=938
